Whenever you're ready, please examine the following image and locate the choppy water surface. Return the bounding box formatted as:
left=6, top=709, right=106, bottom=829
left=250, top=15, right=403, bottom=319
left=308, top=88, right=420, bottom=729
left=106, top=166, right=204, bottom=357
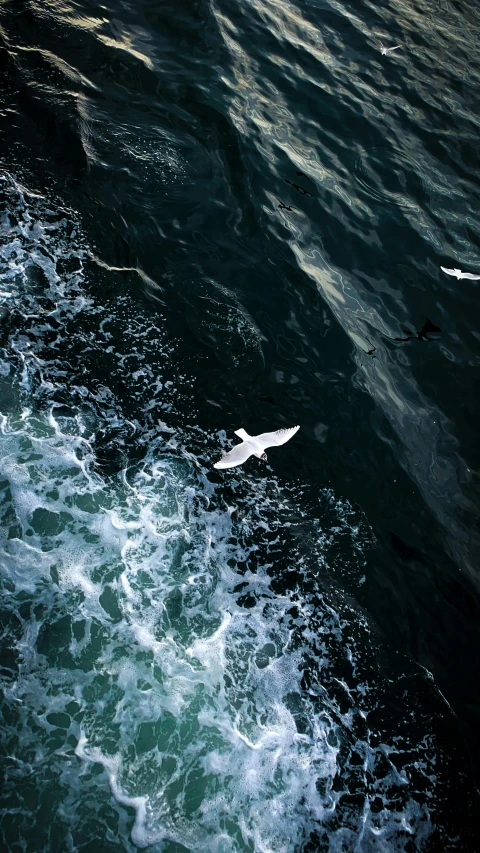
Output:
left=0, top=1, right=479, bottom=851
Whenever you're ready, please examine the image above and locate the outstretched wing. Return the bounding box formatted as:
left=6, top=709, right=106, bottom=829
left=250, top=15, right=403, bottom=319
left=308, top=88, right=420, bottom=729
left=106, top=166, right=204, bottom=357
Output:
left=255, top=425, right=300, bottom=449
left=387, top=45, right=401, bottom=52
left=440, top=267, right=457, bottom=276
left=213, top=441, right=253, bottom=470
left=460, top=272, right=480, bottom=280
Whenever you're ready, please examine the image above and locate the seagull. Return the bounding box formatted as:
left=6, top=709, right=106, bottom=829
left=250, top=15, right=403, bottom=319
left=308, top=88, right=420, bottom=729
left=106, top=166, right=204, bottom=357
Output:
left=380, top=44, right=401, bottom=55
left=440, top=266, right=480, bottom=280
left=213, top=426, right=300, bottom=470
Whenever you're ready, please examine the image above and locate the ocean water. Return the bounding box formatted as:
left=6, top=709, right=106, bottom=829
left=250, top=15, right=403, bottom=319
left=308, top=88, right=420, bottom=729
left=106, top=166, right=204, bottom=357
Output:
left=0, top=1, right=479, bottom=851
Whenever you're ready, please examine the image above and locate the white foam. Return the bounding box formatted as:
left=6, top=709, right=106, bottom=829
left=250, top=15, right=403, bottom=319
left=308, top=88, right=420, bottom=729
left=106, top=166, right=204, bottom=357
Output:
left=0, top=172, right=436, bottom=852
left=75, top=733, right=150, bottom=847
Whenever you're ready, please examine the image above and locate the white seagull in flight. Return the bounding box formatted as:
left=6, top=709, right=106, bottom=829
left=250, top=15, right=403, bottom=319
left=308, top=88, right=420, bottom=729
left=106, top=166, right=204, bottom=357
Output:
left=441, top=266, right=480, bottom=280
left=213, top=426, right=300, bottom=470
left=380, top=44, right=401, bottom=55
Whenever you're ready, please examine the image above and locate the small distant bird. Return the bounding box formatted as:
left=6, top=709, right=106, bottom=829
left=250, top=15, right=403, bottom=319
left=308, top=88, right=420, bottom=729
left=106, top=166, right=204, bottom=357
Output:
left=213, top=426, right=300, bottom=470
left=441, top=266, right=480, bottom=280
left=380, top=44, right=401, bottom=55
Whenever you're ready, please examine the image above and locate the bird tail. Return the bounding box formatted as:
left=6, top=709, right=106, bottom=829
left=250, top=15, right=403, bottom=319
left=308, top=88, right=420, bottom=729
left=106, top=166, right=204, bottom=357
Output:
left=234, top=428, right=249, bottom=441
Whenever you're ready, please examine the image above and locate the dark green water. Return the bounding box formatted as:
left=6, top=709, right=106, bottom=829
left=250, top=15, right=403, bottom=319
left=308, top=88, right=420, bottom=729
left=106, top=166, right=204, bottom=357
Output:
left=0, top=0, right=479, bottom=850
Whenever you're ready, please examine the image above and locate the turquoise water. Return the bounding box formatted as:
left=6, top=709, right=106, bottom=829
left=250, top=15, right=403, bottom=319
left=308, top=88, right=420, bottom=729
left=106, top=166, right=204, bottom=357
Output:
left=0, top=175, right=450, bottom=851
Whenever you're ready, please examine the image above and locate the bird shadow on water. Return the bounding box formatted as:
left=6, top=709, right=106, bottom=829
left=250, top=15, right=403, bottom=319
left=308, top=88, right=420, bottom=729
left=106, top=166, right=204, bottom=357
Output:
left=361, top=317, right=442, bottom=357
left=392, top=317, right=442, bottom=343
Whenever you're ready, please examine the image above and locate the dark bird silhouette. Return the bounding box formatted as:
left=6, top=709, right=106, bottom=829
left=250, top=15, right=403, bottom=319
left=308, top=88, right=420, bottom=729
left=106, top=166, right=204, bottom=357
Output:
left=417, top=318, right=442, bottom=340
left=284, top=179, right=313, bottom=197
left=394, top=318, right=441, bottom=343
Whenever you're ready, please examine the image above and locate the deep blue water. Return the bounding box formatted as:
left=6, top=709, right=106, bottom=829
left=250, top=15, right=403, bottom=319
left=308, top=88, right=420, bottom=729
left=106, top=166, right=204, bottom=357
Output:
left=0, top=0, right=480, bottom=850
